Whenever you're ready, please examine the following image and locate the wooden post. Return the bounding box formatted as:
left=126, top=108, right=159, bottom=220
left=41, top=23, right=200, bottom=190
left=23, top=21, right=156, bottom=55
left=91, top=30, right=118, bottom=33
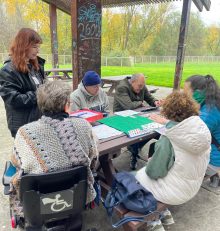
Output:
left=173, top=0, right=192, bottom=90
left=49, top=3, right=59, bottom=69
left=71, top=0, right=102, bottom=90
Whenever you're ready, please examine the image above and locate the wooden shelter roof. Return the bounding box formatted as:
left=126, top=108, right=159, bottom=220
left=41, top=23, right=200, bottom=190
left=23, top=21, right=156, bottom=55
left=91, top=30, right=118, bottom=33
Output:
left=42, top=0, right=181, bottom=15
left=42, top=0, right=211, bottom=15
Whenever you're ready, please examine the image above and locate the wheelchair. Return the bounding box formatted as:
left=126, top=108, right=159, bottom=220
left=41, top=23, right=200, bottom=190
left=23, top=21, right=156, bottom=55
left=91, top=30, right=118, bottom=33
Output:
left=2, top=161, right=87, bottom=231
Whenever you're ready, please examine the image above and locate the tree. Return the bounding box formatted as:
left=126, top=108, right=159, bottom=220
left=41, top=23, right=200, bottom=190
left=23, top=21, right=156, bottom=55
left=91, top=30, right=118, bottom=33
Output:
left=206, top=25, right=220, bottom=55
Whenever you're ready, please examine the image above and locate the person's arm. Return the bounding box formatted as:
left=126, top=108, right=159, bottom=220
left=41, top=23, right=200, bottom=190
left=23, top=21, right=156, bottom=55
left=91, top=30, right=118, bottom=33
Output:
left=88, top=125, right=99, bottom=170
left=200, top=106, right=217, bottom=132
left=143, top=86, right=157, bottom=107
left=70, top=92, right=81, bottom=111
left=115, top=85, right=143, bottom=110
left=0, top=71, right=37, bottom=109
left=103, top=91, right=110, bottom=113
left=145, top=135, right=175, bottom=180
left=10, top=133, right=23, bottom=192
left=148, top=114, right=169, bottom=125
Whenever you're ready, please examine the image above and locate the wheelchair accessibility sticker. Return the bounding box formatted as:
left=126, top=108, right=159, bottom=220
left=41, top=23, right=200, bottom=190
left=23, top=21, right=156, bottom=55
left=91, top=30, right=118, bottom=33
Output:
left=40, top=190, right=73, bottom=214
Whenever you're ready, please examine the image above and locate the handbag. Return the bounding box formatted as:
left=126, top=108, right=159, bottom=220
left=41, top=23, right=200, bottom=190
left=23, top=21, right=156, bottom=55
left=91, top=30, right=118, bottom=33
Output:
left=104, top=171, right=159, bottom=228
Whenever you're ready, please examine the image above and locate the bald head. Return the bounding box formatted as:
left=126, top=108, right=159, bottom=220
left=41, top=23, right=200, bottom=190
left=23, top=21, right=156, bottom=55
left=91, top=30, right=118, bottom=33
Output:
left=130, top=73, right=146, bottom=94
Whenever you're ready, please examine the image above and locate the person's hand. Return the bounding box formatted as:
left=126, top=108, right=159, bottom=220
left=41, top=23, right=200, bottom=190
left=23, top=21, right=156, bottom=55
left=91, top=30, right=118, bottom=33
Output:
left=154, top=99, right=164, bottom=107
left=148, top=114, right=168, bottom=124
left=141, top=101, right=145, bottom=107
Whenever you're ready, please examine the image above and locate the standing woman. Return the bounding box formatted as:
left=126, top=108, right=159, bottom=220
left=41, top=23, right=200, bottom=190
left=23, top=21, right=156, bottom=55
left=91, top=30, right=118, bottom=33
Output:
left=0, top=28, right=45, bottom=138
left=184, top=75, right=220, bottom=186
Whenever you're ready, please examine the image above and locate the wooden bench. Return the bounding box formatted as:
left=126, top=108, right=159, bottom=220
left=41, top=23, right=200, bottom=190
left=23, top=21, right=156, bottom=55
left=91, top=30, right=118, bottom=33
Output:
left=100, top=181, right=167, bottom=231
left=114, top=202, right=168, bottom=231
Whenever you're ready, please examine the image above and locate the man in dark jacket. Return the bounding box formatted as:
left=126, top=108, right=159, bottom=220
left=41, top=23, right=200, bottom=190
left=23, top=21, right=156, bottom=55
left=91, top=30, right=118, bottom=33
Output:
left=113, top=73, right=161, bottom=170
left=113, top=74, right=160, bottom=112
left=0, top=57, right=45, bottom=137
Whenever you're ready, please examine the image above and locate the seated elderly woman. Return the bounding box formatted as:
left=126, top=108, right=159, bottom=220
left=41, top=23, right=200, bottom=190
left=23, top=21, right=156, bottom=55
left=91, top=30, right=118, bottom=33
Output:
left=135, top=91, right=211, bottom=231
left=9, top=81, right=99, bottom=218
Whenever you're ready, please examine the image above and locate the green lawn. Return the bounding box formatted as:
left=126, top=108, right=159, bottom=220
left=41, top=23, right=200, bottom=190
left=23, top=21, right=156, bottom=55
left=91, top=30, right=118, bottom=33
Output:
left=2, top=62, right=219, bottom=88
left=45, top=62, right=220, bottom=88
left=101, top=62, right=220, bottom=88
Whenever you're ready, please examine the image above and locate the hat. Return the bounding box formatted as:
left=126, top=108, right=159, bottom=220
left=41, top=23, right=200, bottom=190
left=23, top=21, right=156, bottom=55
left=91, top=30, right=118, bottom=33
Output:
left=82, top=71, right=101, bottom=86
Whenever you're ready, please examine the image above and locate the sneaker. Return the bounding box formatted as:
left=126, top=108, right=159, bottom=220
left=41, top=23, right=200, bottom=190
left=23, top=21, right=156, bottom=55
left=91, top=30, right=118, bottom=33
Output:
left=161, top=209, right=175, bottom=226
left=147, top=220, right=165, bottom=231
left=130, top=155, right=137, bottom=170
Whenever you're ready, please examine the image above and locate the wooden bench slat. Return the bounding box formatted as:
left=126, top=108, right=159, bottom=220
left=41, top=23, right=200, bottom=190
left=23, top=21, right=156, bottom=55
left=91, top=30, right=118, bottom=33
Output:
left=114, top=202, right=168, bottom=231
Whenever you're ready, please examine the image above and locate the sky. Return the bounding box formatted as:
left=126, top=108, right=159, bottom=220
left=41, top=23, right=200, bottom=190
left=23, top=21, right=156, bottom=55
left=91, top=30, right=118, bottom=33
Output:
left=173, top=0, right=220, bottom=25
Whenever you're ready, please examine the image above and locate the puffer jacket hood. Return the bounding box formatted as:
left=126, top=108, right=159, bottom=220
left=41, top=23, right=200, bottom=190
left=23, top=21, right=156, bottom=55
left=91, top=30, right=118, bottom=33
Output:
left=165, top=116, right=211, bottom=155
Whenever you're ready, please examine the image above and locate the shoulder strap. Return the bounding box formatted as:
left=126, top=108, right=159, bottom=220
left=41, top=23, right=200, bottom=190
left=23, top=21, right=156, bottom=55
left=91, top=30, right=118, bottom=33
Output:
left=211, top=135, right=220, bottom=151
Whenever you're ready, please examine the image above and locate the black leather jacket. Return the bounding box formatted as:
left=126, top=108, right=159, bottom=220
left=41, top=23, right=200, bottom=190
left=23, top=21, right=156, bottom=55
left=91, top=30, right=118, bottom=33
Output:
left=0, top=57, right=45, bottom=137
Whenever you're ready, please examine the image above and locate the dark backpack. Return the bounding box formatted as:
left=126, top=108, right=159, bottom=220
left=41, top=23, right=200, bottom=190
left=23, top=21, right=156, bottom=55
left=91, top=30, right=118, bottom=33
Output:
left=104, top=171, right=158, bottom=228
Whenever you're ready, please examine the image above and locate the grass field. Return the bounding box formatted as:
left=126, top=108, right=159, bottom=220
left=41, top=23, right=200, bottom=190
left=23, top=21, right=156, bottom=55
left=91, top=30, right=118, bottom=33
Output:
left=1, top=62, right=219, bottom=88
left=102, top=62, right=220, bottom=88
left=44, top=62, right=220, bottom=88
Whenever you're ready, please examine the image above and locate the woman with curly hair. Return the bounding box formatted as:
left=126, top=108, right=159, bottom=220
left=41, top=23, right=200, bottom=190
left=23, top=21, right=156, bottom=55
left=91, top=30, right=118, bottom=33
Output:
left=184, top=75, right=220, bottom=187
left=0, top=28, right=45, bottom=137
left=135, top=91, right=211, bottom=231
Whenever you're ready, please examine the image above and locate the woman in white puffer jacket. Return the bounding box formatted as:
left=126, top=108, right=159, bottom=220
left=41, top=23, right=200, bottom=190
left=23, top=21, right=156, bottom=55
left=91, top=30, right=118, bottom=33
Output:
left=136, top=91, right=211, bottom=205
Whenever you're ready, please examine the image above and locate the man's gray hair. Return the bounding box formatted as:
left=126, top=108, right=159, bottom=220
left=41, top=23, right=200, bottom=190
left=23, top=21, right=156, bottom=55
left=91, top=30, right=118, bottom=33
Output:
left=130, top=73, right=145, bottom=82
left=37, top=81, right=72, bottom=114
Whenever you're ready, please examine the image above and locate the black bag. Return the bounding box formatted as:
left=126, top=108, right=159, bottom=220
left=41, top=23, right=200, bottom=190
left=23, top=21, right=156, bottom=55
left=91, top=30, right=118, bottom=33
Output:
left=104, top=172, right=158, bottom=228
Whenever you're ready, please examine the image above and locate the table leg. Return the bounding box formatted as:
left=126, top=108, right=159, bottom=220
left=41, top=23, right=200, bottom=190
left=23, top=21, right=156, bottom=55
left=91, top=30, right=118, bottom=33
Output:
left=107, top=83, right=117, bottom=96
left=63, top=71, right=71, bottom=79
left=99, top=151, right=119, bottom=186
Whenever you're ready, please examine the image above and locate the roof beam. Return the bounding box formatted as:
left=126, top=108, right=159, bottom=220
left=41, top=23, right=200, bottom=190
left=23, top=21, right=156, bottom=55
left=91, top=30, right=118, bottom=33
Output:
left=43, top=0, right=70, bottom=14
left=193, top=0, right=203, bottom=12
left=201, top=0, right=211, bottom=11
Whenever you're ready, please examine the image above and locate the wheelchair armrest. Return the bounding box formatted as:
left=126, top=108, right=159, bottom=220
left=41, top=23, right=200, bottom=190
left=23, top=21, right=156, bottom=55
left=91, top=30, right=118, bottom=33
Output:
left=2, top=161, right=16, bottom=195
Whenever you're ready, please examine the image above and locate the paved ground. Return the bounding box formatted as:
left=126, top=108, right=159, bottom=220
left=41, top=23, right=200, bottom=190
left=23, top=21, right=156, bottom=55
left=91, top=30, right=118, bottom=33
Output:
left=1, top=85, right=220, bottom=231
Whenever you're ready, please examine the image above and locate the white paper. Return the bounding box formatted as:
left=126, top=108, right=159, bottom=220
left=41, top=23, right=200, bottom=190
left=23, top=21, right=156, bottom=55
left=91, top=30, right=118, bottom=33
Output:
left=92, top=124, right=123, bottom=139
left=114, top=110, right=139, bottom=117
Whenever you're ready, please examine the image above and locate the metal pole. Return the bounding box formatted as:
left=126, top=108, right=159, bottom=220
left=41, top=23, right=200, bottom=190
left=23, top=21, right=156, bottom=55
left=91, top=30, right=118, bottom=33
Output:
left=173, top=0, right=192, bottom=90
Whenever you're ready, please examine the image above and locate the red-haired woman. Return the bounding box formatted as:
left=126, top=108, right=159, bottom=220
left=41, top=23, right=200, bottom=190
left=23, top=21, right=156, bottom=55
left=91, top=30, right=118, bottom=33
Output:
left=0, top=28, right=45, bottom=138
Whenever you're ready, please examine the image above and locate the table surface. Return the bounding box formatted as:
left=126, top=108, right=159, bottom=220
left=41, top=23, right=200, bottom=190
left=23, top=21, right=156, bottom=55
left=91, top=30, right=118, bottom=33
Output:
left=97, top=107, right=160, bottom=155
left=45, top=68, right=73, bottom=73
left=101, top=75, right=129, bottom=81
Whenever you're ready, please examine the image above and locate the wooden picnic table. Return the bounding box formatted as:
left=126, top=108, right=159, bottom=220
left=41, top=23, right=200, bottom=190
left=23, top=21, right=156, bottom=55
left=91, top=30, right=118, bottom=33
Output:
left=45, top=68, right=72, bottom=80
left=101, top=75, right=159, bottom=96
left=101, top=75, right=129, bottom=96
left=97, top=107, right=160, bottom=186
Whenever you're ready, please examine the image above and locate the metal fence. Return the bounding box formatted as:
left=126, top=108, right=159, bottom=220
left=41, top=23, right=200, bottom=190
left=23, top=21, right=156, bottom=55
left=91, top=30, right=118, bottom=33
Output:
left=1, top=53, right=220, bottom=66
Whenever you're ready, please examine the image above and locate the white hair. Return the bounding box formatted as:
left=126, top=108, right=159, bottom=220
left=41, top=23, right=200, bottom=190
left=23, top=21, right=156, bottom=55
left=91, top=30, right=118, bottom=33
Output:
left=130, top=73, right=145, bottom=82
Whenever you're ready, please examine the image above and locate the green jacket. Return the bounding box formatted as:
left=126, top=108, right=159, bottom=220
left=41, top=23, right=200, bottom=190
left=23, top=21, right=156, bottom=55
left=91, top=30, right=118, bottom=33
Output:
left=145, top=121, right=177, bottom=180
left=113, top=77, right=156, bottom=112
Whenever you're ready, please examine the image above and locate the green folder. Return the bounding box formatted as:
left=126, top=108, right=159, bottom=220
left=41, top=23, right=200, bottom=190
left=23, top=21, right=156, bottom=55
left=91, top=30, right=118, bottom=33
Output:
left=98, top=115, right=153, bottom=135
